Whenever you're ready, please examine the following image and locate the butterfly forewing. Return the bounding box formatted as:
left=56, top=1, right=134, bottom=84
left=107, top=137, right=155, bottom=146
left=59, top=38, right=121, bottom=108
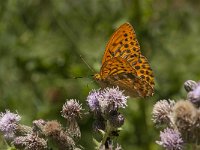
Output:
left=102, top=23, right=141, bottom=65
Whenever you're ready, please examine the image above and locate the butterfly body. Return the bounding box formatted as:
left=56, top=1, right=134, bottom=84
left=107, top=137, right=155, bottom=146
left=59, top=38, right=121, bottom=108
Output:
left=94, top=23, right=154, bottom=97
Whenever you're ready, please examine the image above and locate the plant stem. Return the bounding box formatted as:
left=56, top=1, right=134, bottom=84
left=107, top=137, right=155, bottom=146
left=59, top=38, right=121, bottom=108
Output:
left=99, top=120, right=111, bottom=150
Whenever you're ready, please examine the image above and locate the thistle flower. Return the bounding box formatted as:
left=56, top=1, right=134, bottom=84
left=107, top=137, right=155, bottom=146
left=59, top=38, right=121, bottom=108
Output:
left=61, top=99, right=82, bottom=139
left=187, top=83, right=200, bottom=106
left=172, top=100, right=199, bottom=143
left=87, top=87, right=128, bottom=115
left=13, top=134, right=47, bottom=150
left=184, top=80, right=197, bottom=93
left=61, top=99, right=83, bottom=121
left=100, top=87, right=128, bottom=111
left=152, top=99, right=175, bottom=125
left=87, top=89, right=101, bottom=112
left=156, top=128, right=183, bottom=150
left=0, top=110, right=21, bottom=139
left=172, top=100, right=197, bottom=131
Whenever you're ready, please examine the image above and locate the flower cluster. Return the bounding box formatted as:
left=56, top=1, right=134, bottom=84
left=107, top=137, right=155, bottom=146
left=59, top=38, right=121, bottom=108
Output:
left=152, top=99, right=175, bottom=125
left=0, top=88, right=125, bottom=150
left=87, top=87, right=128, bottom=127
left=87, top=87, right=128, bottom=114
left=87, top=87, right=128, bottom=149
left=61, top=99, right=83, bottom=139
left=156, top=128, right=183, bottom=150
left=0, top=110, right=21, bottom=139
left=61, top=99, right=83, bottom=121
left=153, top=80, right=200, bottom=150
left=0, top=99, right=83, bottom=150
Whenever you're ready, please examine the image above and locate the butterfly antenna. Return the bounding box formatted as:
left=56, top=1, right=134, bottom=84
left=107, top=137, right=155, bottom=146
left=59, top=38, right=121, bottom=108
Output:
left=73, top=74, right=94, bottom=79
left=79, top=55, right=95, bottom=73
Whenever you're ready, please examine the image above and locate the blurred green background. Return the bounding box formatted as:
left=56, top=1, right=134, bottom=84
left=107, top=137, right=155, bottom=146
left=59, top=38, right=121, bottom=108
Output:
left=0, top=0, right=200, bottom=149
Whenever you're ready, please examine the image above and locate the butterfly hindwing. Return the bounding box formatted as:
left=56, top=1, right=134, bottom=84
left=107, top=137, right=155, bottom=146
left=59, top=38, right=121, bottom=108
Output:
left=102, top=23, right=141, bottom=66
left=109, top=75, right=154, bottom=97
left=99, top=57, right=153, bottom=97
left=134, top=55, right=155, bottom=88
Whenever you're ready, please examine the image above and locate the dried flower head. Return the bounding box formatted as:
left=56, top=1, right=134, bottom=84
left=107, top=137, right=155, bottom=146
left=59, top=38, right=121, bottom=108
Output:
left=187, top=83, right=200, bottom=106
left=57, top=131, right=75, bottom=150
left=172, top=100, right=198, bottom=131
left=0, top=110, right=21, bottom=139
left=156, top=128, right=183, bottom=150
left=184, top=80, right=197, bottom=93
left=43, top=120, right=62, bottom=137
left=43, top=120, right=75, bottom=149
left=32, top=119, right=46, bottom=133
left=152, top=99, right=175, bottom=125
left=15, top=124, right=33, bottom=136
left=61, top=99, right=83, bottom=121
left=13, top=134, right=47, bottom=150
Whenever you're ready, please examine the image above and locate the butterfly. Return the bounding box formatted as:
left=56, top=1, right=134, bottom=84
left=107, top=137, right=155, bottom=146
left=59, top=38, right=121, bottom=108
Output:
left=94, top=23, right=154, bottom=97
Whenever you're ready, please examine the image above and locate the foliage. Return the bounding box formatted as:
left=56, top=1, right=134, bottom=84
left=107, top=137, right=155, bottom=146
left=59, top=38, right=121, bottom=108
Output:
left=0, top=0, right=200, bottom=149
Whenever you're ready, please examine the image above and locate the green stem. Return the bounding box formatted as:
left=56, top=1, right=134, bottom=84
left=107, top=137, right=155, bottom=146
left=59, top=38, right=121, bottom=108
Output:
left=99, top=120, right=112, bottom=150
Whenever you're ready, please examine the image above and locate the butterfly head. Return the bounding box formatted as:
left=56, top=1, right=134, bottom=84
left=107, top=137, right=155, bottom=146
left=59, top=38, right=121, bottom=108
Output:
left=94, top=73, right=101, bottom=81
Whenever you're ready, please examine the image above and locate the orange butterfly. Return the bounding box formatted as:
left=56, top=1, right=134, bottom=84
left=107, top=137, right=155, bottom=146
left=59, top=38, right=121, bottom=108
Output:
left=94, top=23, right=154, bottom=97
